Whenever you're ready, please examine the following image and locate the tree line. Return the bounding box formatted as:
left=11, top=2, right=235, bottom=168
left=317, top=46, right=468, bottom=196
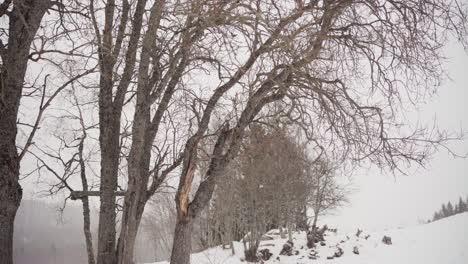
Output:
left=1, top=1, right=467, bottom=264
left=430, top=196, right=468, bottom=222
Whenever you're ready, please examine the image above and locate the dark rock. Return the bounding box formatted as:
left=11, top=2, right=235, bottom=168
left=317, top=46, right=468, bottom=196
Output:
left=308, top=250, right=319, bottom=260
left=353, top=246, right=359, bottom=255
left=334, top=247, right=344, bottom=258
left=382, top=235, right=392, bottom=245
left=258, top=248, right=273, bottom=261
left=307, top=225, right=328, bottom=248
left=356, top=229, right=363, bottom=237
left=320, top=241, right=326, bottom=246
left=279, top=240, right=294, bottom=256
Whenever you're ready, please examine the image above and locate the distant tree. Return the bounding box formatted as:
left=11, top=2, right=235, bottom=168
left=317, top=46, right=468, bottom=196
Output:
left=447, top=202, right=454, bottom=216
left=430, top=196, right=467, bottom=222
left=432, top=212, right=440, bottom=222
left=457, top=197, right=467, bottom=213
left=441, top=204, right=449, bottom=218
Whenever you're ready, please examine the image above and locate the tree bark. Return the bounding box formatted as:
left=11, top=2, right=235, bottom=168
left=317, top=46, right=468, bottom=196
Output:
left=94, top=0, right=148, bottom=262
left=170, top=215, right=193, bottom=264
left=0, top=158, right=21, bottom=264
left=0, top=67, right=22, bottom=262
left=96, top=51, right=122, bottom=264
left=287, top=221, right=293, bottom=241
left=0, top=1, right=50, bottom=263
left=78, top=132, right=96, bottom=264
left=82, top=195, right=96, bottom=264
left=307, top=211, right=319, bottom=248
left=96, top=117, right=121, bottom=264
left=116, top=182, right=147, bottom=264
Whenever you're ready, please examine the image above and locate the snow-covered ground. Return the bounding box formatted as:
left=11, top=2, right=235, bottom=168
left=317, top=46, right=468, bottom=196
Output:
left=151, top=212, right=468, bottom=264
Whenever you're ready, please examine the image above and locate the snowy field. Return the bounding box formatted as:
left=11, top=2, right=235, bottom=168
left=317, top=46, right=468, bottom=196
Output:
left=151, top=212, right=468, bottom=264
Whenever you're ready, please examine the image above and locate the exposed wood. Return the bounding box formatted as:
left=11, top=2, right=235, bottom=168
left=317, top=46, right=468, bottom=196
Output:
left=179, top=158, right=197, bottom=217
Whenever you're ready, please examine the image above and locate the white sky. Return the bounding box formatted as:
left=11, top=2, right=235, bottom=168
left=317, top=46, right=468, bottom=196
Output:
left=323, top=41, right=468, bottom=232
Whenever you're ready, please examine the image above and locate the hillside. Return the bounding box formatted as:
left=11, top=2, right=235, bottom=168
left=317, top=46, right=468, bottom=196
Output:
left=152, top=212, right=468, bottom=264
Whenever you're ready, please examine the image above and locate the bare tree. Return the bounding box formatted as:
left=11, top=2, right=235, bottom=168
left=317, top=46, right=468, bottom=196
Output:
left=167, top=1, right=467, bottom=263
left=29, top=86, right=99, bottom=264
left=0, top=1, right=90, bottom=262
left=233, top=126, right=310, bottom=260
left=0, top=2, right=51, bottom=261
left=47, top=1, right=209, bottom=263
left=306, top=160, right=347, bottom=248
left=83, top=0, right=150, bottom=262
left=11, top=1, right=466, bottom=264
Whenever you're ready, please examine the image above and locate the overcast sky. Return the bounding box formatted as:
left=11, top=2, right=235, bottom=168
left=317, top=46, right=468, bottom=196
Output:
left=323, top=40, right=468, bottom=231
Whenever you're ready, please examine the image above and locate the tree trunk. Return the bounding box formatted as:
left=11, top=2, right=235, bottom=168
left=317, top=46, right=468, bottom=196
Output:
left=116, top=88, right=153, bottom=264
left=82, top=196, right=96, bottom=264
left=96, top=118, right=121, bottom=264
left=116, top=183, right=147, bottom=264
left=0, top=70, right=22, bottom=264
left=0, top=1, right=50, bottom=263
left=280, top=227, right=286, bottom=239
left=307, top=212, right=319, bottom=248
left=79, top=135, right=96, bottom=264
left=0, top=159, right=22, bottom=264
left=95, top=0, right=147, bottom=261
left=230, top=241, right=235, bottom=256
left=170, top=215, right=193, bottom=264
left=287, top=221, right=293, bottom=241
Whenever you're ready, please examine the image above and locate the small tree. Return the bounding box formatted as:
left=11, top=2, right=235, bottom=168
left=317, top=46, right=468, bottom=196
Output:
left=307, top=160, right=347, bottom=248
left=432, top=212, right=440, bottom=222
left=457, top=197, right=467, bottom=213
left=238, top=126, right=310, bottom=260
left=441, top=204, right=448, bottom=218
left=447, top=202, right=454, bottom=217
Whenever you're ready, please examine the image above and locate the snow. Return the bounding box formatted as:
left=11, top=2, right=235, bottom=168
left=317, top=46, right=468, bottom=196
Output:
left=149, top=212, right=468, bottom=264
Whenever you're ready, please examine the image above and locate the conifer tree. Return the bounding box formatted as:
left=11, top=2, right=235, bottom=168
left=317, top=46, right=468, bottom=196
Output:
left=447, top=202, right=454, bottom=216
left=442, top=204, right=449, bottom=217
left=458, top=197, right=467, bottom=213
